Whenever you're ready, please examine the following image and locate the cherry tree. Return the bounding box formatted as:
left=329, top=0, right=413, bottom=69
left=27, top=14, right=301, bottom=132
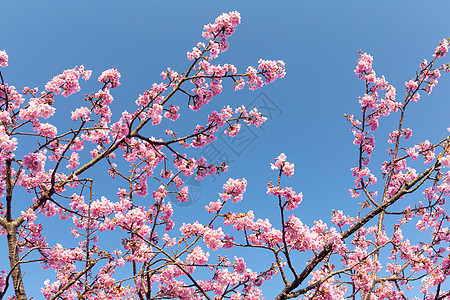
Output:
left=0, top=11, right=450, bottom=300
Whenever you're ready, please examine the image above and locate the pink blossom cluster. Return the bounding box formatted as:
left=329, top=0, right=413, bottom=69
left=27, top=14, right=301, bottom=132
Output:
left=235, top=105, right=268, bottom=128
left=19, top=98, right=55, bottom=121
left=354, top=52, right=373, bottom=78
left=135, top=82, right=167, bottom=108
left=23, top=152, right=47, bottom=173
left=95, top=88, right=114, bottom=106
left=220, top=178, right=247, bottom=203
left=257, top=59, right=286, bottom=84
left=0, top=84, right=25, bottom=112
left=246, top=66, right=264, bottom=90
left=434, top=38, right=449, bottom=58
left=45, top=66, right=91, bottom=97
left=187, top=42, right=203, bottom=61
left=186, top=246, right=210, bottom=265
left=0, top=50, right=8, bottom=67
left=0, top=126, right=18, bottom=155
left=180, top=222, right=225, bottom=250
left=98, top=68, right=121, bottom=88
left=176, top=186, right=189, bottom=202
left=224, top=123, right=241, bottom=137
left=267, top=183, right=303, bottom=210
left=303, top=267, right=347, bottom=299
left=284, top=215, right=344, bottom=253
left=71, top=106, right=90, bottom=121
left=37, top=122, right=57, bottom=138
left=331, top=210, right=355, bottom=228
left=222, top=210, right=283, bottom=248
left=44, top=243, right=84, bottom=270
left=202, top=11, right=241, bottom=53
left=173, top=156, right=197, bottom=177
left=270, top=153, right=295, bottom=177
left=164, top=104, right=180, bottom=121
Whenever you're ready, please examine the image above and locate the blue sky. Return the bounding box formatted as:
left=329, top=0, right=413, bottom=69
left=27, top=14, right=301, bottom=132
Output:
left=2, top=1, right=450, bottom=298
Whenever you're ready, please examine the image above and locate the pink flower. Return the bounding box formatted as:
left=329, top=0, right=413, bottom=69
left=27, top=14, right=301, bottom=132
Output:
left=66, top=152, right=80, bottom=169
left=186, top=246, right=209, bottom=264
left=440, top=155, right=450, bottom=168
left=95, top=89, right=114, bottom=105
left=405, top=79, right=418, bottom=91
left=23, top=152, right=46, bottom=173
left=246, top=66, right=264, bottom=90
left=205, top=199, right=223, bottom=213
left=202, top=227, right=225, bottom=250
left=234, top=77, right=245, bottom=91
left=224, top=123, right=241, bottom=137
left=257, top=59, right=286, bottom=84
left=0, top=50, right=8, bottom=67
left=246, top=108, right=267, bottom=127
left=164, top=105, right=180, bottom=121
left=45, top=66, right=90, bottom=97
left=202, top=11, right=241, bottom=43
left=37, top=123, right=57, bottom=138
left=270, top=153, right=295, bottom=177
left=19, top=98, right=55, bottom=121
left=98, top=68, right=121, bottom=88
left=21, top=209, right=37, bottom=222
left=176, top=186, right=189, bottom=202
left=404, top=128, right=412, bottom=140
left=71, top=106, right=91, bottom=121
left=434, top=38, right=449, bottom=58
left=354, top=53, right=373, bottom=78
left=220, top=178, right=247, bottom=203
left=187, top=46, right=202, bottom=61
left=233, top=257, right=246, bottom=274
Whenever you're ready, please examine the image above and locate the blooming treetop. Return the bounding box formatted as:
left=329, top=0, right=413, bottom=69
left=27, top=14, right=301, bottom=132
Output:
left=0, top=11, right=449, bottom=300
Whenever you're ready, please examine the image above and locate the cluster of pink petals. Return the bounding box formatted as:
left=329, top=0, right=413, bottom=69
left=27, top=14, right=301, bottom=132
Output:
left=0, top=126, right=18, bottom=154
left=180, top=222, right=225, bottom=250
left=331, top=210, right=355, bottom=227
left=23, top=152, right=47, bottom=173
left=173, top=156, right=197, bottom=177
left=164, top=104, right=180, bottom=121
left=224, top=123, right=241, bottom=137
left=45, top=66, right=91, bottom=97
left=270, top=153, right=295, bottom=177
left=71, top=106, right=90, bottom=121
left=95, top=88, right=114, bottom=106
left=176, top=186, right=189, bottom=202
left=285, top=216, right=341, bottom=252
left=19, top=98, right=55, bottom=121
left=434, top=38, right=449, bottom=58
left=0, top=50, right=8, bottom=67
left=66, top=152, right=80, bottom=169
left=354, top=53, right=373, bottom=78
left=220, top=178, right=247, bottom=203
left=37, top=122, right=57, bottom=138
left=148, top=103, right=163, bottom=125
left=98, top=68, right=121, bottom=88
left=246, top=66, right=264, bottom=90
left=186, top=246, right=210, bottom=264
left=187, top=42, right=204, bottom=61
left=305, top=268, right=347, bottom=299
left=267, top=183, right=303, bottom=210
left=202, top=11, right=241, bottom=53
left=405, top=79, right=419, bottom=91
left=44, top=244, right=84, bottom=270
left=0, top=83, right=25, bottom=112
left=258, top=59, right=286, bottom=84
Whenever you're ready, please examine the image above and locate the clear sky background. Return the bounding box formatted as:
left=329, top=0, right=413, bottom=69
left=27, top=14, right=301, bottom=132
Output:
left=2, top=1, right=450, bottom=298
